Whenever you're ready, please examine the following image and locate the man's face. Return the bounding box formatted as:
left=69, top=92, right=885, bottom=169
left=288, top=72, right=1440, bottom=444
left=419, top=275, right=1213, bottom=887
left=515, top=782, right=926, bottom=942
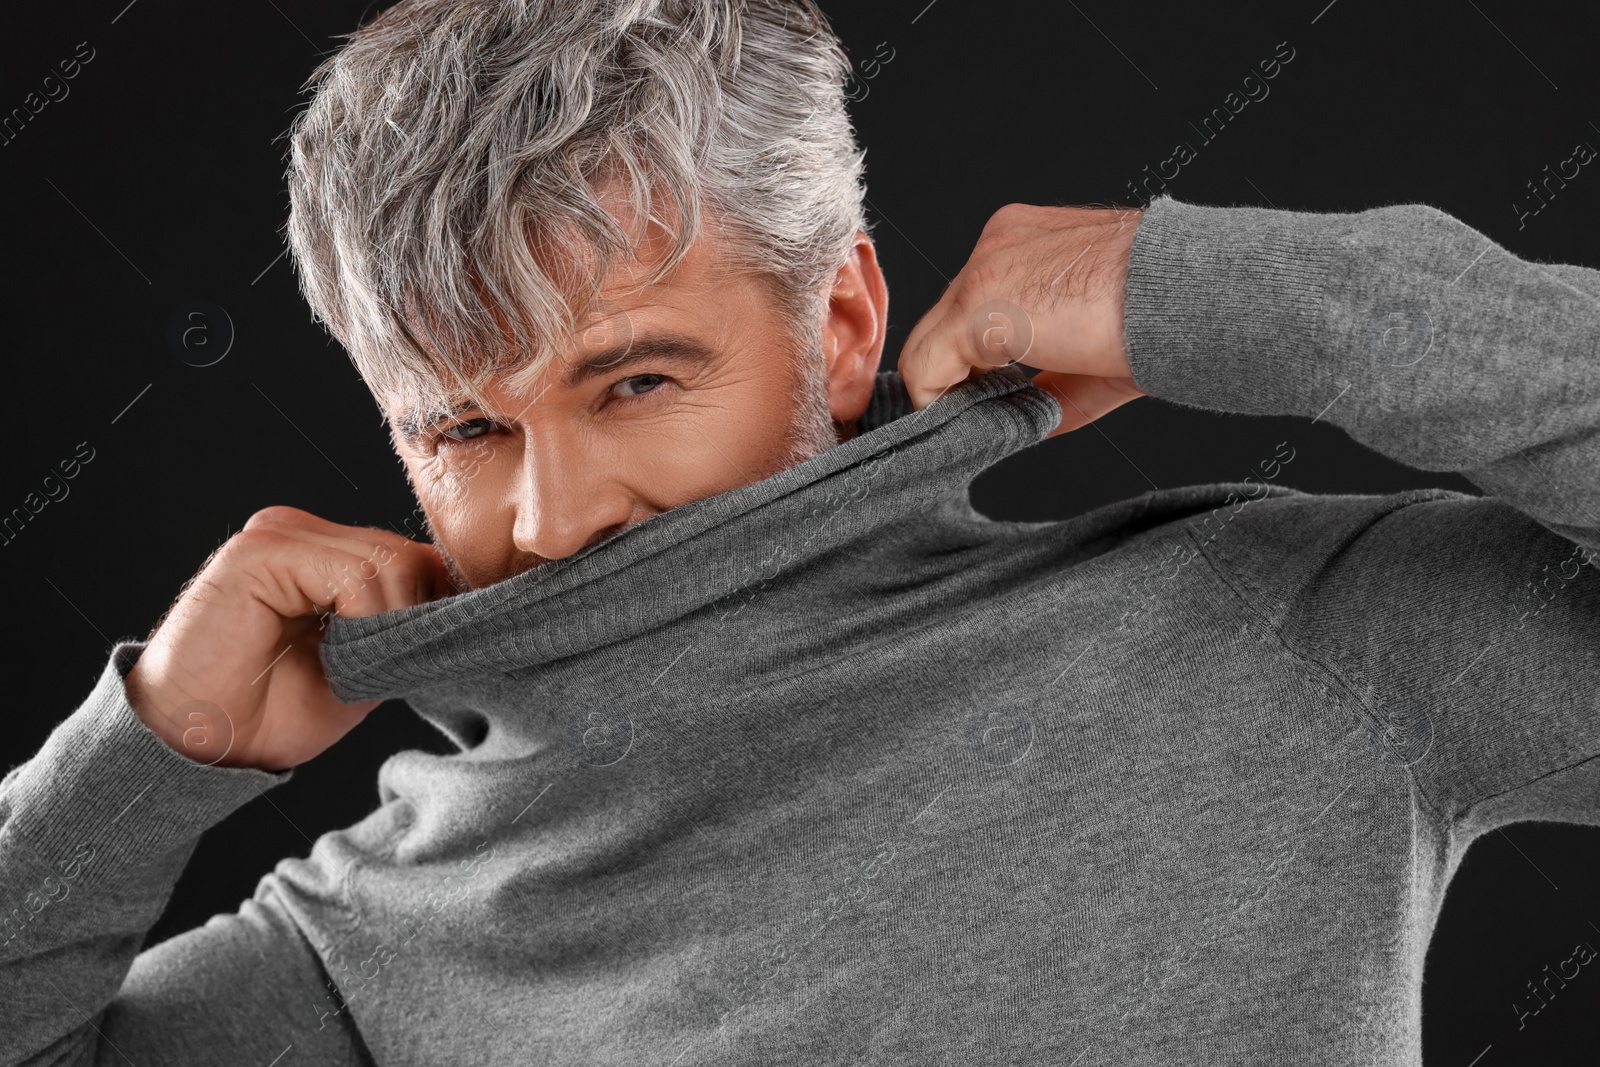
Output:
left=386, top=204, right=887, bottom=592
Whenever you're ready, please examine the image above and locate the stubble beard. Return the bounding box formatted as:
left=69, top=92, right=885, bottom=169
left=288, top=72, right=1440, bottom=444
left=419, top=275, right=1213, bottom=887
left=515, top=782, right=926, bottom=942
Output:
left=774, top=342, right=843, bottom=471
left=422, top=512, right=474, bottom=595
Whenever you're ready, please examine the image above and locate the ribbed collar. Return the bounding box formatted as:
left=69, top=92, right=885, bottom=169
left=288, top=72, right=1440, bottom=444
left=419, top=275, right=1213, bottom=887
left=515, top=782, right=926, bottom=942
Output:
left=320, top=366, right=1060, bottom=708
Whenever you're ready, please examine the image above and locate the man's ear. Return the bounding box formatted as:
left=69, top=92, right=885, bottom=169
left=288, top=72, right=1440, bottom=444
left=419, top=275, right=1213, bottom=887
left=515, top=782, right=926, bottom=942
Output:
left=820, top=231, right=889, bottom=425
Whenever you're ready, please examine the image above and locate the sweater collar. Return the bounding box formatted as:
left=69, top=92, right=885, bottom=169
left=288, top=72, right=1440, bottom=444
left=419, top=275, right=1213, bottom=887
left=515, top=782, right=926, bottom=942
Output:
left=320, top=366, right=1060, bottom=705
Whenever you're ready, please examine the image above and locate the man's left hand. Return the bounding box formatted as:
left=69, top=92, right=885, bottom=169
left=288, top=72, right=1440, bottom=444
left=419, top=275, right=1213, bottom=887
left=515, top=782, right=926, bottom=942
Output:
left=899, top=203, right=1149, bottom=439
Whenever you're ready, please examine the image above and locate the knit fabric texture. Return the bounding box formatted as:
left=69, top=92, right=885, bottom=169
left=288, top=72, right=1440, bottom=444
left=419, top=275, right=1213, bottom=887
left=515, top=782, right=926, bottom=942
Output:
left=3, top=194, right=1597, bottom=1066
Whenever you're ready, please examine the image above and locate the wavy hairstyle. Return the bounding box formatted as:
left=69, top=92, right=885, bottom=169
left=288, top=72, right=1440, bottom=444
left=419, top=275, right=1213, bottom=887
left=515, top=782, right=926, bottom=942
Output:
left=282, top=0, right=871, bottom=433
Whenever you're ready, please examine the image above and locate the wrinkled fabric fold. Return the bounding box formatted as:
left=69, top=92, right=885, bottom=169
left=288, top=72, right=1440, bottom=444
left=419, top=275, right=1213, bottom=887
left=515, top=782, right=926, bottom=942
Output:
left=320, top=365, right=1057, bottom=702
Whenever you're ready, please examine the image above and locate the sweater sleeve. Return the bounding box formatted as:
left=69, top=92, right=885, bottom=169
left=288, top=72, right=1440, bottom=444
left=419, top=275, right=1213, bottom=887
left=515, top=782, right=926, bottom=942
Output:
left=1120, top=195, right=1600, bottom=843
left=0, top=642, right=365, bottom=1066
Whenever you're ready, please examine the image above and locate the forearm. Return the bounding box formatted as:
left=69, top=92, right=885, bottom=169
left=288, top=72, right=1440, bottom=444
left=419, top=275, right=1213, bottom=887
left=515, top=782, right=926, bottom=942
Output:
left=0, top=643, right=295, bottom=1064
left=1121, top=194, right=1600, bottom=566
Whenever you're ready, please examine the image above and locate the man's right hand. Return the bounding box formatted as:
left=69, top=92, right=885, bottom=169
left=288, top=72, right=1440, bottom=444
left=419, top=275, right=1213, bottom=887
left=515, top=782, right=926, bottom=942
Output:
left=124, top=506, right=456, bottom=773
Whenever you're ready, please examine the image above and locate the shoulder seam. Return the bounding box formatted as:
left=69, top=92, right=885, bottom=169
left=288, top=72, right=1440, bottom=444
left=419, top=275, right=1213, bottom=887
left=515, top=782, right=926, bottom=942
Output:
left=1180, top=520, right=1455, bottom=829
left=1206, top=486, right=1468, bottom=628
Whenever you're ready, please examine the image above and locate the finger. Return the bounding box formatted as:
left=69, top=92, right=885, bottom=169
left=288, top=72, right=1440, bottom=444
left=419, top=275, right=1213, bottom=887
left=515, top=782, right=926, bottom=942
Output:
left=898, top=297, right=954, bottom=412
left=898, top=275, right=958, bottom=379
left=241, top=508, right=454, bottom=612
left=140, top=530, right=406, bottom=714
left=900, top=300, right=997, bottom=412
left=243, top=505, right=431, bottom=559
left=187, top=529, right=417, bottom=631
left=290, top=529, right=456, bottom=607
left=1030, top=372, right=1148, bottom=440
left=224, top=530, right=403, bottom=622
left=279, top=509, right=457, bottom=603
left=300, top=535, right=452, bottom=615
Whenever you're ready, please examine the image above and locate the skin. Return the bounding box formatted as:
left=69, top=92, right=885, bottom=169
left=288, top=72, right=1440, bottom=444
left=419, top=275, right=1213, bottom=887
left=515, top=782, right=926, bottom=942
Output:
left=387, top=193, right=890, bottom=591
left=898, top=203, right=1148, bottom=433
left=124, top=192, right=891, bottom=771
left=125, top=196, right=1145, bottom=773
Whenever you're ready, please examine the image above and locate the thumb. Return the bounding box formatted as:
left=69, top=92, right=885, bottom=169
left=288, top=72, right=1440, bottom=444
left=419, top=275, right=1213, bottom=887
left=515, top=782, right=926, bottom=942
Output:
left=900, top=303, right=1004, bottom=411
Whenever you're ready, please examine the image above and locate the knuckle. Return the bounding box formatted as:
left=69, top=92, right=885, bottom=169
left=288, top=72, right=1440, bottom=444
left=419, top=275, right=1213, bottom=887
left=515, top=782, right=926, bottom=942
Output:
left=243, top=505, right=311, bottom=531
left=956, top=264, right=1002, bottom=305
left=979, top=202, right=1034, bottom=240
left=988, top=201, right=1032, bottom=226
left=942, top=269, right=977, bottom=304
left=218, top=526, right=284, bottom=564
left=185, top=528, right=288, bottom=605
left=306, top=549, right=339, bottom=590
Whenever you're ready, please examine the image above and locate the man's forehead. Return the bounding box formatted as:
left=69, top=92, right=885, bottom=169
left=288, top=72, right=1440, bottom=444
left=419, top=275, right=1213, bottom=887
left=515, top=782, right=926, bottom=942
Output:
left=536, top=176, right=700, bottom=287
left=387, top=194, right=755, bottom=441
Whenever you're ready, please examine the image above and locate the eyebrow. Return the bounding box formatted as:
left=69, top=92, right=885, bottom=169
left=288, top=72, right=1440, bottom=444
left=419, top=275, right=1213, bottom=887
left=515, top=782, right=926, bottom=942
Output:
left=393, top=332, right=722, bottom=441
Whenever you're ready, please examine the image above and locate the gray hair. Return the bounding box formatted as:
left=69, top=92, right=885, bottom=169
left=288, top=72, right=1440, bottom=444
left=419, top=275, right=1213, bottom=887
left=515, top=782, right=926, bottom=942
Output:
left=281, top=0, right=871, bottom=432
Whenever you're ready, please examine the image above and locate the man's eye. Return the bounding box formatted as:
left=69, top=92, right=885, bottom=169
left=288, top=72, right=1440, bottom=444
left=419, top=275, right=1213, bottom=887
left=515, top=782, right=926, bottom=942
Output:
left=613, top=373, right=668, bottom=401
left=438, top=417, right=497, bottom=443
left=428, top=374, right=666, bottom=448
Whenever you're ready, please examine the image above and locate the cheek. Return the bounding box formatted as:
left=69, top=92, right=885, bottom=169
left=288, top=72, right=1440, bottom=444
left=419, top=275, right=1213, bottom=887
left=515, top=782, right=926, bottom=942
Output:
left=409, top=452, right=512, bottom=534
left=421, top=441, right=504, bottom=492
left=428, top=459, right=485, bottom=502
left=629, top=398, right=794, bottom=496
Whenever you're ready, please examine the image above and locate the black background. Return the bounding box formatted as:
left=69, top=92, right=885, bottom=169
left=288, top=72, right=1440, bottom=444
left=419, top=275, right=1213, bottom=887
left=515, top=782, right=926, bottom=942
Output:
left=2, top=0, right=1597, bottom=1061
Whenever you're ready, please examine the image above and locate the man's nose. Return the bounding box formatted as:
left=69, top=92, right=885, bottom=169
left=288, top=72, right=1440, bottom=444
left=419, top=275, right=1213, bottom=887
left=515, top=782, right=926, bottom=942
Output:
left=507, top=433, right=634, bottom=563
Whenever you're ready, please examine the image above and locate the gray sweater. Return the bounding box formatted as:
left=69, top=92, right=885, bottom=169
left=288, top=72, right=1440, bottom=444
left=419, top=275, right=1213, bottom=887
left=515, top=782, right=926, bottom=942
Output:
left=3, top=194, right=1597, bottom=1066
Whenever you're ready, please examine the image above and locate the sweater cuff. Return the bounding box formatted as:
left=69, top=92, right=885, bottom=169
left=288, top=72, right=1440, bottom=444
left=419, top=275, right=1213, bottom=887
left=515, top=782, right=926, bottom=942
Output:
left=1122, top=194, right=1343, bottom=417
left=0, top=641, right=294, bottom=881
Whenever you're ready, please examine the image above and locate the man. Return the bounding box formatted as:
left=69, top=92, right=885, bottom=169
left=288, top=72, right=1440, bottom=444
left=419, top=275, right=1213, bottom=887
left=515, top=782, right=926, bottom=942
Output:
left=2, top=0, right=1596, bottom=1064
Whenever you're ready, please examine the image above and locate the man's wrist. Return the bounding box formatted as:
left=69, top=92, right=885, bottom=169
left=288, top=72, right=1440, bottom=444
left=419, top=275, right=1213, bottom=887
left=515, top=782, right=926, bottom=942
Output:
left=124, top=662, right=195, bottom=760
